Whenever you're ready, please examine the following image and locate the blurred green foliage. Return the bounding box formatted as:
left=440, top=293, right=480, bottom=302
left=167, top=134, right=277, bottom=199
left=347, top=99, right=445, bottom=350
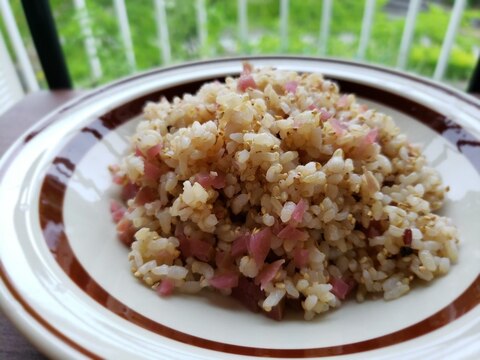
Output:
left=1, top=0, right=478, bottom=89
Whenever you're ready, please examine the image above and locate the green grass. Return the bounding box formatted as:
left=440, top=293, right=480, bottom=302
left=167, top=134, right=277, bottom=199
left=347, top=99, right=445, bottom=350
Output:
left=1, top=0, right=478, bottom=89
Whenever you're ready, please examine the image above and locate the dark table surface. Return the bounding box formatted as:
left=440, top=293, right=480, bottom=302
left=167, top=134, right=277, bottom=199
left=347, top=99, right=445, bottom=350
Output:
left=0, top=90, right=84, bottom=360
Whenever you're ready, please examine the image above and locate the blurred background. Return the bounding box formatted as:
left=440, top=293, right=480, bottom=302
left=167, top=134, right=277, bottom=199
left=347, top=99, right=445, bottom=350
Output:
left=0, top=0, right=479, bottom=94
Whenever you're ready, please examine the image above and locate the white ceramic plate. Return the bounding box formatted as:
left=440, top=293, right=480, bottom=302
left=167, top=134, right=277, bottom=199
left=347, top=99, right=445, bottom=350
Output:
left=0, top=57, right=479, bottom=360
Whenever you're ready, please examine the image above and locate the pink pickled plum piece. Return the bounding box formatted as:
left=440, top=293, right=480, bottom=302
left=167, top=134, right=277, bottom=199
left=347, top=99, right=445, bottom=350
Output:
left=242, top=62, right=253, bottom=75
left=291, top=198, right=307, bottom=224
left=215, top=250, right=234, bottom=270
left=146, top=143, right=162, bottom=158
left=195, top=172, right=226, bottom=189
left=110, top=199, right=123, bottom=213
left=144, top=161, right=162, bottom=182
left=195, top=173, right=211, bottom=187
left=116, top=218, right=136, bottom=247
left=237, top=62, right=257, bottom=92
left=271, top=221, right=283, bottom=236
left=364, top=128, right=378, bottom=145
left=255, top=259, right=285, bottom=290
left=320, top=110, right=333, bottom=121
left=248, top=228, right=272, bottom=266
left=121, top=182, right=139, bottom=202
left=135, top=146, right=143, bottom=157
left=112, top=174, right=125, bottom=185
left=285, top=81, right=298, bottom=94
left=337, top=94, right=349, bottom=108
left=134, top=186, right=157, bottom=205
left=231, top=233, right=249, bottom=257
left=293, top=247, right=309, bottom=269
left=330, top=277, right=354, bottom=300
left=231, top=276, right=263, bottom=313
left=403, top=229, right=413, bottom=246
left=110, top=200, right=126, bottom=223
left=277, top=225, right=308, bottom=242
left=209, top=272, right=239, bottom=289
left=190, top=237, right=214, bottom=262
left=210, top=172, right=226, bottom=189
left=157, top=279, right=175, bottom=297
left=237, top=75, right=257, bottom=92
left=329, top=118, right=347, bottom=136
left=177, top=233, right=192, bottom=258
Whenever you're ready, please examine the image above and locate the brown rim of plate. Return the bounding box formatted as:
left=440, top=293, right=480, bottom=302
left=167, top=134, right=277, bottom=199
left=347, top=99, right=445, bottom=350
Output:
left=0, top=57, right=478, bottom=358
left=0, top=263, right=102, bottom=360
left=38, top=76, right=480, bottom=357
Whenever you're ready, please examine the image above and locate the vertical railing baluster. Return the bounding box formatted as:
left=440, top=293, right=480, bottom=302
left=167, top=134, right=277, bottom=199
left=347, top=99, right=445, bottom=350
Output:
left=279, top=0, right=289, bottom=52
left=0, top=30, right=24, bottom=111
left=396, top=0, right=421, bottom=70
left=0, top=0, right=39, bottom=91
left=196, top=0, right=208, bottom=58
left=73, top=0, right=102, bottom=80
left=433, top=0, right=466, bottom=81
left=318, top=0, right=332, bottom=56
left=154, top=0, right=171, bottom=64
left=467, top=55, right=480, bottom=93
left=237, top=0, right=248, bottom=53
left=357, top=0, right=375, bottom=61
left=21, top=0, right=71, bottom=89
left=113, top=0, right=136, bottom=72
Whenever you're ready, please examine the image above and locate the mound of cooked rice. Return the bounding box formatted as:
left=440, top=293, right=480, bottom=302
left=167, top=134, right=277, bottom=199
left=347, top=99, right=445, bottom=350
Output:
left=110, top=63, right=459, bottom=320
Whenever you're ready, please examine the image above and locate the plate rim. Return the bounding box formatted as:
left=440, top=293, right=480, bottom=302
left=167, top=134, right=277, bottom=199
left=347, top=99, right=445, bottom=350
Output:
left=1, top=56, right=479, bottom=359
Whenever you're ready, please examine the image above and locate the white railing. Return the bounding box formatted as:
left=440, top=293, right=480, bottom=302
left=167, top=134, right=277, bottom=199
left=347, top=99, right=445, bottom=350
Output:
left=0, top=0, right=38, bottom=92
left=237, top=0, right=248, bottom=52
left=433, top=0, right=467, bottom=81
left=113, top=0, right=136, bottom=71
left=357, top=0, right=376, bottom=61
left=396, top=0, right=421, bottom=70
left=318, top=0, right=332, bottom=57
left=0, top=0, right=471, bottom=97
left=73, top=0, right=102, bottom=80
left=195, top=0, right=208, bottom=58
left=279, top=0, right=289, bottom=52
left=154, top=0, right=171, bottom=65
left=0, top=28, right=23, bottom=115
